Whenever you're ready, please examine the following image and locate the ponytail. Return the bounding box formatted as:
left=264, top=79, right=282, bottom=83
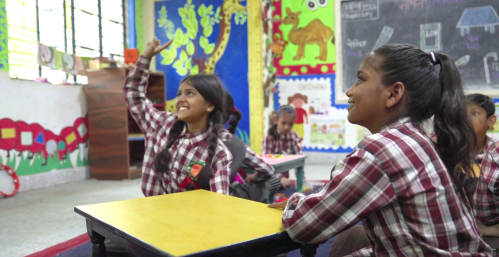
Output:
left=268, top=125, right=279, bottom=140
left=227, top=109, right=242, bottom=134
left=373, top=44, right=476, bottom=208
left=196, top=111, right=224, bottom=190
left=432, top=53, right=476, bottom=208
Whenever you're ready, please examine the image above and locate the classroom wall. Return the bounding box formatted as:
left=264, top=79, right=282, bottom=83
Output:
left=137, top=0, right=352, bottom=166
left=0, top=71, right=90, bottom=192
left=264, top=0, right=370, bottom=156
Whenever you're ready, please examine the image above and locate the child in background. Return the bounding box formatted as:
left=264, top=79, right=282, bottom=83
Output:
left=124, top=38, right=232, bottom=196
left=220, top=92, right=284, bottom=193
left=262, top=105, right=303, bottom=187
left=270, top=45, right=491, bottom=256
left=466, top=94, right=499, bottom=245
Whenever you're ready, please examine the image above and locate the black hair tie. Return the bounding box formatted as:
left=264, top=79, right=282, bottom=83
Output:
left=430, top=52, right=441, bottom=65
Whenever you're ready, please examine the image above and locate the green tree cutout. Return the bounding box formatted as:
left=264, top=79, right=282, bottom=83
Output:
left=157, top=0, right=247, bottom=76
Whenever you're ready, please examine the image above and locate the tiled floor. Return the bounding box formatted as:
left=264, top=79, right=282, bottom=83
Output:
left=0, top=165, right=334, bottom=257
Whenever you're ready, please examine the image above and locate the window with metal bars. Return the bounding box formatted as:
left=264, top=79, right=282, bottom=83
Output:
left=6, top=0, right=126, bottom=84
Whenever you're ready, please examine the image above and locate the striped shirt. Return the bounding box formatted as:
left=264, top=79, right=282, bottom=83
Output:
left=281, top=118, right=491, bottom=256
left=124, top=56, right=232, bottom=196
left=475, top=136, right=499, bottom=226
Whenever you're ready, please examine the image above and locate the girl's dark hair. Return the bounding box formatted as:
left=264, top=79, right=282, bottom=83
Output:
left=153, top=74, right=226, bottom=191
left=373, top=44, right=476, bottom=208
left=466, top=93, right=495, bottom=118
left=268, top=105, right=297, bottom=139
left=223, top=92, right=243, bottom=134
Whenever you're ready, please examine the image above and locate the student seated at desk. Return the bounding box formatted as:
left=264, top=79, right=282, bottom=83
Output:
left=124, top=38, right=233, bottom=196
left=220, top=92, right=285, bottom=193
left=466, top=94, right=499, bottom=254
left=270, top=44, right=492, bottom=256
left=262, top=105, right=304, bottom=187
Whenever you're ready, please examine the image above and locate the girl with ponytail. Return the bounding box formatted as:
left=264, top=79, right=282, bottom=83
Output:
left=270, top=44, right=492, bottom=256
left=124, top=38, right=232, bottom=196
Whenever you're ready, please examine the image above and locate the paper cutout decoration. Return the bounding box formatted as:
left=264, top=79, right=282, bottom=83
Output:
left=125, top=49, right=139, bottom=65
left=37, top=42, right=56, bottom=69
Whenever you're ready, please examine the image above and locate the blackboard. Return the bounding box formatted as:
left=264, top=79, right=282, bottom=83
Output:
left=339, top=0, right=499, bottom=93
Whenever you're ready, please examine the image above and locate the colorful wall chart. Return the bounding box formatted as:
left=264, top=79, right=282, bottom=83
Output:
left=273, top=0, right=336, bottom=76
left=275, top=75, right=367, bottom=152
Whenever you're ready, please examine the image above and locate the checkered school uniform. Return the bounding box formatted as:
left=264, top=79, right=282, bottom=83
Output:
left=262, top=129, right=303, bottom=179
left=475, top=136, right=499, bottom=226
left=220, top=129, right=274, bottom=181
left=124, top=56, right=232, bottom=196
left=220, top=130, right=282, bottom=192
left=281, top=118, right=491, bottom=256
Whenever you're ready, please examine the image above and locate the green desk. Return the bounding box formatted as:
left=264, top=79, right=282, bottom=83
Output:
left=75, top=190, right=318, bottom=257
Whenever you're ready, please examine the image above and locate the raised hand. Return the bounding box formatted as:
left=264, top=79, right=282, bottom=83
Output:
left=142, top=37, right=173, bottom=59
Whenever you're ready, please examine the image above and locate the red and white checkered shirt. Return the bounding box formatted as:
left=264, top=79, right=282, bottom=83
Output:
left=262, top=129, right=302, bottom=155
left=474, top=136, right=499, bottom=226
left=124, top=56, right=233, bottom=196
left=220, top=129, right=274, bottom=181
left=262, top=129, right=303, bottom=179
left=281, top=118, right=491, bottom=256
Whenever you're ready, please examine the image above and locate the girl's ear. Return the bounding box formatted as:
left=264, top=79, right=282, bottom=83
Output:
left=385, top=82, right=405, bottom=108
left=206, top=102, right=215, bottom=113
left=488, top=115, right=497, bottom=131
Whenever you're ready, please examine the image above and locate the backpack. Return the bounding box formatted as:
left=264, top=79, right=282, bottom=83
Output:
left=223, top=136, right=271, bottom=204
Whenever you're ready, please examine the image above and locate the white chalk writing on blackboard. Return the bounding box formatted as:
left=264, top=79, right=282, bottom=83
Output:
left=420, top=23, right=442, bottom=52
left=455, top=55, right=470, bottom=68
left=484, top=52, right=498, bottom=84
left=347, top=39, right=367, bottom=48
left=342, top=0, right=379, bottom=22
left=372, top=26, right=394, bottom=51
left=457, top=6, right=499, bottom=36
left=399, top=0, right=427, bottom=10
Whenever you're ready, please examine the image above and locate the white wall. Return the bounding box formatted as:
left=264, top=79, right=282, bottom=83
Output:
left=0, top=71, right=89, bottom=192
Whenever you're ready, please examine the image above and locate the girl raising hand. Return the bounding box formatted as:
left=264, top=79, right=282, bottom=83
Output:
left=124, top=38, right=233, bottom=196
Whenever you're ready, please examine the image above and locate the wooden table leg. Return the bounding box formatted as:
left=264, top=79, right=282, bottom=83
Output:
left=300, top=244, right=319, bottom=257
left=296, top=166, right=304, bottom=191
left=87, top=219, right=107, bottom=257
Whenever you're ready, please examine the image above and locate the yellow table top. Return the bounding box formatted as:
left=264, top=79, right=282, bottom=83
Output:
left=76, top=190, right=285, bottom=256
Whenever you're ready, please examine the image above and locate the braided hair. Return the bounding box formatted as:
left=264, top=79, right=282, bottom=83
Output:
left=223, top=92, right=243, bottom=134
left=153, top=75, right=226, bottom=191
left=268, top=105, right=297, bottom=139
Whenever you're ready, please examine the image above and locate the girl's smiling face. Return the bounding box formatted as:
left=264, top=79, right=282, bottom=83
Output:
left=345, top=54, right=389, bottom=132
left=176, top=82, right=214, bottom=124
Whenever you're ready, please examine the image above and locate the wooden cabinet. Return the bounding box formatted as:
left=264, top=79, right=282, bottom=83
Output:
left=85, top=68, right=165, bottom=180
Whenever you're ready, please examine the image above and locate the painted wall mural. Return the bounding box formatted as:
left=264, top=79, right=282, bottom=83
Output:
left=0, top=116, right=89, bottom=176
left=155, top=0, right=250, bottom=144
left=0, top=0, right=8, bottom=72
left=273, top=0, right=336, bottom=76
